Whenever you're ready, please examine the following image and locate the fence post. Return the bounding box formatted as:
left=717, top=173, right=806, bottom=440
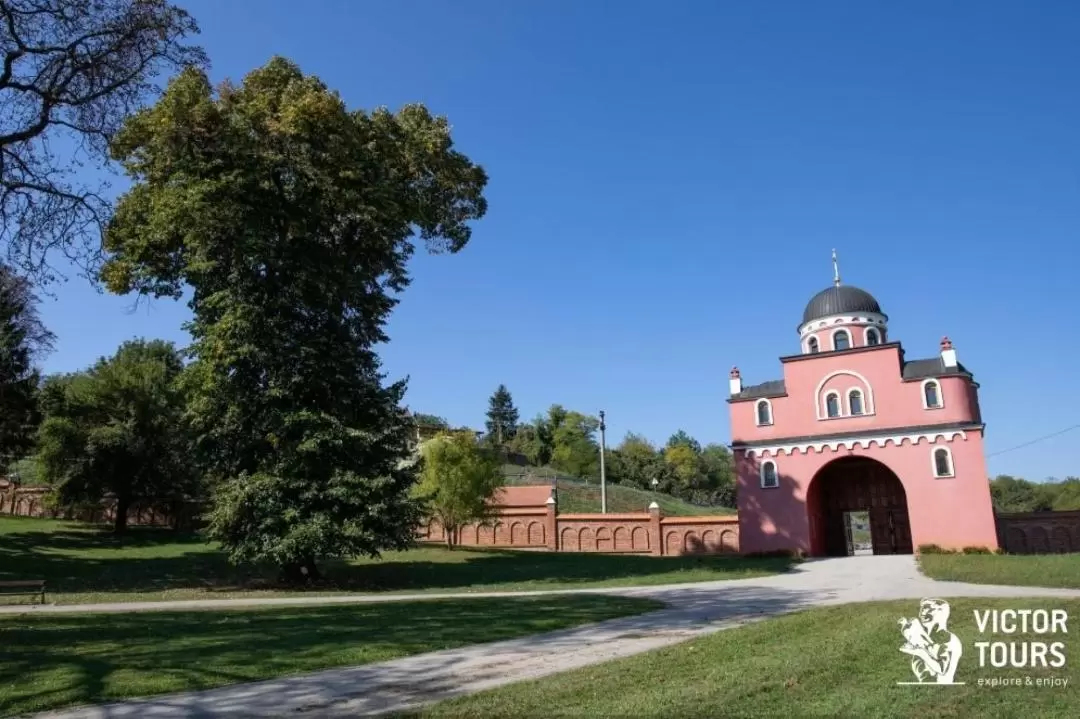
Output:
left=649, top=501, right=663, bottom=556
left=545, top=496, right=558, bottom=551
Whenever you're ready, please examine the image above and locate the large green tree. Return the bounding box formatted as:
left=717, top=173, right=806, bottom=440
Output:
left=36, top=339, right=194, bottom=532
left=414, top=431, right=503, bottom=549
left=101, top=59, right=487, bottom=579
left=0, top=0, right=205, bottom=282
left=0, top=265, right=52, bottom=461
left=485, top=384, right=518, bottom=445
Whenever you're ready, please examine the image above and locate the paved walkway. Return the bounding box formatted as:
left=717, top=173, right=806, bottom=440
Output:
left=24, top=556, right=1080, bottom=719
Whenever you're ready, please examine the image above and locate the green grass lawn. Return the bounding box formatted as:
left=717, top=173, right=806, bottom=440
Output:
left=919, top=552, right=1080, bottom=589
left=0, top=517, right=789, bottom=604
left=0, top=594, right=661, bottom=718
left=410, top=598, right=1080, bottom=718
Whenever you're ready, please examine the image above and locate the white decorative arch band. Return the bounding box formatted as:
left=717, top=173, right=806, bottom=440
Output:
left=743, top=429, right=968, bottom=458
left=798, top=311, right=888, bottom=337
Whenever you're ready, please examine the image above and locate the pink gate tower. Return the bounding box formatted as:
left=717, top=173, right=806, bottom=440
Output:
left=729, top=252, right=998, bottom=556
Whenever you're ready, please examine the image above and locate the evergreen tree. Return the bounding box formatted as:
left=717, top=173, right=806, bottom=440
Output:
left=485, top=384, right=519, bottom=445
left=0, top=266, right=53, bottom=461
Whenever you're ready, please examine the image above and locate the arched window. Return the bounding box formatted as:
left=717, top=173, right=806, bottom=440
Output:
left=808, top=337, right=819, bottom=354
left=832, top=330, right=850, bottom=351
left=825, top=392, right=840, bottom=418
left=923, top=380, right=942, bottom=409
left=849, top=389, right=864, bottom=416
left=866, top=328, right=880, bottom=346
left=933, top=448, right=954, bottom=478
left=760, top=460, right=779, bottom=488
left=756, top=400, right=772, bottom=426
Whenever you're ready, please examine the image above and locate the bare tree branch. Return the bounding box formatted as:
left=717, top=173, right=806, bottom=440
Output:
left=0, top=0, right=205, bottom=284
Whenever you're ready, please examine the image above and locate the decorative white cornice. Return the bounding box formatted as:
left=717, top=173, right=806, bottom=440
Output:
left=742, top=429, right=968, bottom=458
left=799, top=311, right=888, bottom=337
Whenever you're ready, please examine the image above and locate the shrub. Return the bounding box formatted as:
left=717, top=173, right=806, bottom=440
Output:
left=962, top=546, right=994, bottom=554
left=917, top=544, right=953, bottom=555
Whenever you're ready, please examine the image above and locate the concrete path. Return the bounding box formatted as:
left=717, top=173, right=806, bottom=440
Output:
left=23, top=556, right=1080, bottom=719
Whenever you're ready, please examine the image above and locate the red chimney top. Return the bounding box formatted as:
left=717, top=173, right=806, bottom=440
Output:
left=730, top=366, right=741, bottom=379
left=940, top=336, right=953, bottom=351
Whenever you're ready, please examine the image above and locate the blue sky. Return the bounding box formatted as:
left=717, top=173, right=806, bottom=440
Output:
left=38, top=1, right=1080, bottom=480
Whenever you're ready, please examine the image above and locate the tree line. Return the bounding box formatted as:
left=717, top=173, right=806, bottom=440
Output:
left=990, top=475, right=1080, bottom=513
left=417, top=384, right=737, bottom=509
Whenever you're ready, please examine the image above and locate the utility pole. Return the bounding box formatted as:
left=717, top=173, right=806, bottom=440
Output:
left=599, top=410, right=607, bottom=514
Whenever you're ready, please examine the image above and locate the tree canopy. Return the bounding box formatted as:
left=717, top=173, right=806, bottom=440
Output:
left=36, top=338, right=194, bottom=531
left=0, top=264, right=52, bottom=461
left=415, top=430, right=503, bottom=549
left=101, top=57, right=487, bottom=577
left=484, top=384, right=518, bottom=445
left=0, top=0, right=205, bottom=281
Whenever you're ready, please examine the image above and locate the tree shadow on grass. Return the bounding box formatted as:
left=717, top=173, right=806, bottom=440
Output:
left=0, top=595, right=658, bottom=717
left=0, top=517, right=795, bottom=600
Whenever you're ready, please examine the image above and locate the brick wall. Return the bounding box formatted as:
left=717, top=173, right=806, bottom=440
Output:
left=996, top=511, right=1080, bottom=554
left=419, top=486, right=740, bottom=556
left=0, top=481, right=203, bottom=529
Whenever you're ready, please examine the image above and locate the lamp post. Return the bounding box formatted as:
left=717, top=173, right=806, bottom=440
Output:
left=651, top=477, right=659, bottom=491
left=598, top=410, right=607, bottom=514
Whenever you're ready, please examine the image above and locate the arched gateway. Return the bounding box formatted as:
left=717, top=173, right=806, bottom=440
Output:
left=728, top=252, right=1000, bottom=556
left=807, top=457, right=912, bottom=556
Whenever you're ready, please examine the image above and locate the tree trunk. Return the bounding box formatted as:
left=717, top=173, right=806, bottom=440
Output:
left=281, top=557, right=321, bottom=584
left=445, top=525, right=456, bottom=550
left=113, top=496, right=130, bottom=534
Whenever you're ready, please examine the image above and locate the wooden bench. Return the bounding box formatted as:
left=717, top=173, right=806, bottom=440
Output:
left=0, top=580, right=46, bottom=605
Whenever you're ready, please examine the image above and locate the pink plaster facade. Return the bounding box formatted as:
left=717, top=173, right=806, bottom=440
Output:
left=730, top=283, right=999, bottom=556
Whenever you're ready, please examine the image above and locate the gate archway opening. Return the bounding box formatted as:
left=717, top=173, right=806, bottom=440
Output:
left=807, top=456, right=913, bottom=557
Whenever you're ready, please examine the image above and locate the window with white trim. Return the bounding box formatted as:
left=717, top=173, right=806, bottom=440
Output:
left=825, top=392, right=840, bottom=418
left=760, top=460, right=779, bottom=488
left=756, top=399, right=772, bottom=426
left=866, top=328, right=880, bottom=346
left=933, top=448, right=954, bottom=478
left=832, top=329, right=850, bottom=351
left=807, top=337, right=819, bottom=354
left=849, top=389, right=864, bottom=416
left=923, top=380, right=943, bottom=409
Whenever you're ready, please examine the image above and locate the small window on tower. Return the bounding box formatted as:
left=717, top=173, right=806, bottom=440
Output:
left=808, top=337, right=819, bottom=354
left=849, top=389, right=864, bottom=415
left=833, top=330, right=850, bottom=351
left=924, top=381, right=942, bottom=409
left=933, top=448, right=954, bottom=478
left=826, top=393, right=840, bottom=418
left=866, top=328, right=880, bottom=346
left=756, top=400, right=772, bottom=426
left=761, top=461, right=779, bottom=488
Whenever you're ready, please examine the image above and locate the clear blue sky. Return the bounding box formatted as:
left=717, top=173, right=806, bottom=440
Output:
left=38, top=1, right=1080, bottom=480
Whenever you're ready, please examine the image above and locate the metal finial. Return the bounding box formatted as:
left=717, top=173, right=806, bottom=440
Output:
left=832, top=248, right=841, bottom=287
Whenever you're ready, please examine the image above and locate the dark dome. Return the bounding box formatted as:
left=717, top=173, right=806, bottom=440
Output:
left=802, top=285, right=883, bottom=324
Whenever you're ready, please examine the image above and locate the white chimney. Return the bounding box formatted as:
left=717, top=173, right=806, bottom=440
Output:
left=940, top=336, right=957, bottom=369
left=729, top=367, right=742, bottom=396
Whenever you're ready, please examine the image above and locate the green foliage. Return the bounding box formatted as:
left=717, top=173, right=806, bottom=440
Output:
left=989, top=474, right=1080, bottom=512
left=507, top=421, right=552, bottom=467
left=549, top=407, right=601, bottom=479
left=484, top=384, right=518, bottom=445
left=413, top=413, right=450, bottom=429
left=35, top=339, right=195, bottom=531
left=101, top=58, right=487, bottom=577
left=0, top=266, right=53, bottom=460
left=416, top=431, right=503, bottom=548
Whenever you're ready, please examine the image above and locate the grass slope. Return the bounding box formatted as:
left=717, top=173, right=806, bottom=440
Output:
left=0, top=595, right=661, bottom=718
left=919, top=552, right=1080, bottom=589
left=504, top=466, right=734, bottom=515
left=0, top=517, right=789, bottom=604
left=412, top=598, right=1080, bottom=718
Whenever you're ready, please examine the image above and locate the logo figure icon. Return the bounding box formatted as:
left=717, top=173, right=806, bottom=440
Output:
left=897, top=598, right=964, bottom=685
